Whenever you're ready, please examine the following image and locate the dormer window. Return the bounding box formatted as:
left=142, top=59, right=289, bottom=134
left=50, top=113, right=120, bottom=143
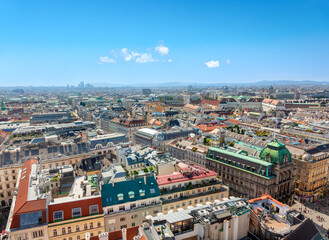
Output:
left=139, top=189, right=145, bottom=197
left=117, top=193, right=124, bottom=201
left=128, top=191, right=135, bottom=199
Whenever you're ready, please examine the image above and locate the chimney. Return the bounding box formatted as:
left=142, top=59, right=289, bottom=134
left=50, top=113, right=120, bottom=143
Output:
left=122, top=228, right=127, bottom=240
left=112, top=181, right=115, bottom=187
left=85, top=232, right=90, bottom=240
left=98, top=232, right=108, bottom=240
left=144, top=175, right=147, bottom=185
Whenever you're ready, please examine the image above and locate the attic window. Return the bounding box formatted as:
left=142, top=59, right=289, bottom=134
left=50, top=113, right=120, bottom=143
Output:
left=117, top=193, right=124, bottom=201
left=139, top=189, right=146, bottom=196
left=150, top=189, right=155, bottom=194
left=128, top=191, right=135, bottom=198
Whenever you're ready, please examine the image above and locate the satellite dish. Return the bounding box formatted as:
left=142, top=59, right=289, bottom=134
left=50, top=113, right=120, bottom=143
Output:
left=189, top=133, right=195, bottom=138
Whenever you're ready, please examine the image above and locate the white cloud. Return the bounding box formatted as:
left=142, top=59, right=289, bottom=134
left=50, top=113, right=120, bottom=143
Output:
left=98, top=56, right=116, bottom=64
left=168, top=59, right=173, bottom=63
left=131, top=51, right=140, bottom=57
left=205, top=60, right=220, bottom=68
left=155, top=45, right=169, bottom=55
left=121, top=48, right=132, bottom=61
left=136, top=53, right=155, bottom=63
left=226, top=59, right=231, bottom=64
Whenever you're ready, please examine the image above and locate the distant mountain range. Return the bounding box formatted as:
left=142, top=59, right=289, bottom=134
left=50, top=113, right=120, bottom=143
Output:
left=92, top=80, right=329, bottom=88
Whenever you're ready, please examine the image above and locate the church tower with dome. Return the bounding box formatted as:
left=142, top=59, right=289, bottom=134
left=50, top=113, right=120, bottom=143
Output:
left=259, top=140, right=295, bottom=203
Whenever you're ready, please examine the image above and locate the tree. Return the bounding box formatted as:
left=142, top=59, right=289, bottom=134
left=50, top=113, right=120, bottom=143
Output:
left=228, top=141, right=234, bottom=147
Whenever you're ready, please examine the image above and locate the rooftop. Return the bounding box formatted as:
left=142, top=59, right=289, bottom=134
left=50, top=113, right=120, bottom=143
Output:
left=156, top=162, right=217, bottom=186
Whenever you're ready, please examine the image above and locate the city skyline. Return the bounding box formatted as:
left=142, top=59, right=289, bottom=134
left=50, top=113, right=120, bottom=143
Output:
left=1, top=0, right=329, bottom=86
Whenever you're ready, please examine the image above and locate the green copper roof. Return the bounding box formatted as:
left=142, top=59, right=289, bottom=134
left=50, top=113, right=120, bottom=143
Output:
left=259, top=140, right=292, bottom=164
left=208, top=147, right=272, bottom=167
left=101, top=176, right=160, bottom=207
left=1, top=101, right=6, bottom=111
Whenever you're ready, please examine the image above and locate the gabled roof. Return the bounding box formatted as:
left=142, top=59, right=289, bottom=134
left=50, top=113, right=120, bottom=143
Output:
left=101, top=176, right=160, bottom=207
left=226, top=118, right=241, bottom=125
left=14, top=159, right=46, bottom=215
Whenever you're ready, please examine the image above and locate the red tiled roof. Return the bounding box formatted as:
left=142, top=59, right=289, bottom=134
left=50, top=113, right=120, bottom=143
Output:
left=156, top=162, right=217, bottom=186
left=126, top=226, right=139, bottom=239
left=14, top=159, right=46, bottom=215
left=248, top=194, right=284, bottom=207
left=153, top=120, right=162, bottom=126
left=201, top=100, right=221, bottom=106
left=226, top=118, right=241, bottom=124
left=86, top=226, right=140, bottom=240
left=108, top=230, right=122, bottom=240
left=262, top=98, right=273, bottom=103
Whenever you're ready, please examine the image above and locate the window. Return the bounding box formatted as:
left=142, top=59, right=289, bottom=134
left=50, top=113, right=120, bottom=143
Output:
left=89, top=222, right=93, bottom=229
left=76, top=225, right=80, bottom=231
left=89, top=205, right=99, bottom=215
left=84, top=224, right=88, bottom=230
left=139, top=189, right=145, bottom=196
left=77, top=236, right=80, bottom=240
left=121, top=225, right=127, bottom=229
left=72, top=208, right=81, bottom=218
left=129, top=191, right=135, bottom=198
left=68, top=227, right=71, bottom=233
left=97, top=221, right=101, bottom=227
left=54, top=211, right=64, bottom=221
left=117, top=193, right=124, bottom=201
left=62, top=228, right=66, bottom=234
left=130, top=203, right=136, bottom=209
left=33, top=231, right=38, bottom=238
left=108, top=208, right=113, bottom=214
left=119, top=205, right=125, bottom=211
left=120, top=217, right=126, bottom=222
left=53, top=230, right=57, bottom=236
left=38, top=231, right=43, bottom=237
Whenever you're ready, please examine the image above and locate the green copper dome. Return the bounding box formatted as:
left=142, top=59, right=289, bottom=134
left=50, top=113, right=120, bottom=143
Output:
left=260, top=140, right=291, bottom=164
left=1, top=101, right=6, bottom=111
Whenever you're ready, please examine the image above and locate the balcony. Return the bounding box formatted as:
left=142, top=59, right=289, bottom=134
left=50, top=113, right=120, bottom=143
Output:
left=105, top=202, right=161, bottom=216
left=162, top=186, right=228, bottom=204
left=160, top=179, right=222, bottom=195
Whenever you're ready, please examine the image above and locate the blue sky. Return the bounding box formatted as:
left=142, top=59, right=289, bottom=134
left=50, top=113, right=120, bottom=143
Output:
left=0, top=0, right=329, bottom=86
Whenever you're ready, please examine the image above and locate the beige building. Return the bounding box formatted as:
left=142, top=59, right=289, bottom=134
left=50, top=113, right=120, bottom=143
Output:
left=287, top=144, right=329, bottom=203
left=101, top=175, right=162, bottom=233
left=0, top=146, right=115, bottom=207
left=0, top=165, right=20, bottom=207
left=206, top=141, right=295, bottom=203
left=168, top=139, right=209, bottom=167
